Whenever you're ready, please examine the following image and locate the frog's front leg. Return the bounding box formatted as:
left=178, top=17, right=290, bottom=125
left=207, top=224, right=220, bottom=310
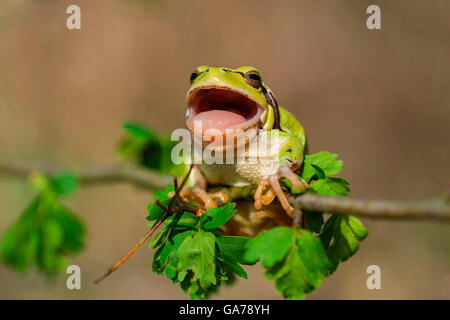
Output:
left=180, top=165, right=228, bottom=211
left=254, top=134, right=306, bottom=217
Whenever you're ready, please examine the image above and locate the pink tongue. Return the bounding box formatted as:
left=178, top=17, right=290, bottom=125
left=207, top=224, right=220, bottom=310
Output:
left=192, top=110, right=246, bottom=133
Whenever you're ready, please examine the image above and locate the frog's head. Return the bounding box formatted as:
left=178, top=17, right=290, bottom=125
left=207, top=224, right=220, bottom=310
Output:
left=186, top=65, right=280, bottom=145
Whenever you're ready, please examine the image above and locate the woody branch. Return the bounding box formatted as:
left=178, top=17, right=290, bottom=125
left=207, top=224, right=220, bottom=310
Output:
left=0, top=162, right=449, bottom=222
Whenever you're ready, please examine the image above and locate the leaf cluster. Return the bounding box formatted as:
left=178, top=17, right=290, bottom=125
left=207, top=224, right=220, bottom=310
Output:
left=302, top=152, right=368, bottom=273
left=244, top=151, right=368, bottom=298
left=147, top=187, right=253, bottom=299
left=145, top=151, right=368, bottom=300
left=119, top=122, right=185, bottom=177
left=0, top=172, right=85, bottom=274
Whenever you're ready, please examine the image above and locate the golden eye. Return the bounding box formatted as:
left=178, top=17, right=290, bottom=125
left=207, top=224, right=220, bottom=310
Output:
left=190, top=70, right=199, bottom=84
left=244, top=71, right=262, bottom=88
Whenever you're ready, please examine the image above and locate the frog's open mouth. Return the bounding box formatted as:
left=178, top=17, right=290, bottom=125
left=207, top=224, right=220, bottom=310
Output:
left=186, top=87, right=264, bottom=135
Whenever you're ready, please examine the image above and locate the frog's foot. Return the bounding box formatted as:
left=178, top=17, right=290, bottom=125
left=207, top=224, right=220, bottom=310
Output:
left=179, top=187, right=229, bottom=212
left=254, top=178, right=274, bottom=209
left=254, top=164, right=305, bottom=217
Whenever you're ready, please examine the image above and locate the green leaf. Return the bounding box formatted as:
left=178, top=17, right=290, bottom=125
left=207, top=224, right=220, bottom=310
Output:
left=310, top=177, right=349, bottom=196
left=146, top=184, right=176, bottom=222
left=280, top=177, right=308, bottom=195
left=164, top=264, right=178, bottom=280
left=152, top=229, right=194, bottom=273
left=311, top=164, right=326, bottom=179
left=177, top=230, right=217, bottom=289
left=327, top=177, right=350, bottom=195
left=216, top=236, right=252, bottom=265
left=0, top=193, right=85, bottom=274
left=0, top=198, right=39, bottom=268
left=265, top=247, right=307, bottom=299
left=216, top=235, right=252, bottom=279
left=319, top=214, right=338, bottom=250
left=123, top=122, right=155, bottom=138
left=149, top=227, right=170, bottom=249
left=244, top=227, right=293, bottom=267
left=304, top=211, right=324, bottom=234
left=40, top=219, right=65, bottom=271
left=153, top=184, right=174, bottom=202
left=320, top=215, right=369, bottom=273
left=146, top=203, right=165, bottom=221
left=163, top=212, right=197, bottom=230
left=119, top=122, right=186, bottom=175
left=220, top=257, right=248, bottom=279
left=251, top=227, right=332, bottom=300
left=284, top=151, right=349, bottom=196
left=119, top=123, right=161, bottom=167
left=302, top=151, right=344, bottom=182
left=50, top=204, right=84, bottom=253
left=51, top=172, right=79, bottom=196
left=202, top=202, right=236, bottom=230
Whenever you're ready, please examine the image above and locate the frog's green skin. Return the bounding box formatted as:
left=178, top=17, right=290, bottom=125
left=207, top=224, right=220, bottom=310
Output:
left=185, top=65, right=306, bottom=199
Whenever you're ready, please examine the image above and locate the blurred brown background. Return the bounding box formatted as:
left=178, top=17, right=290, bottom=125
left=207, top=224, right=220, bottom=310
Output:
left=0, top=0, right=449, bottom=299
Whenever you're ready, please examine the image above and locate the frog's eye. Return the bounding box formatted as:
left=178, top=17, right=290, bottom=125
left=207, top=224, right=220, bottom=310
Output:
left=244, top=71, right=262, bottom=88
left=190, top=70, right=199, bottom=84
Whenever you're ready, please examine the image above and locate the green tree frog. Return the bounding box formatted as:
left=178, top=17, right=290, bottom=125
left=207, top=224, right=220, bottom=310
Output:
left=182, top=65, right=307, bottom=223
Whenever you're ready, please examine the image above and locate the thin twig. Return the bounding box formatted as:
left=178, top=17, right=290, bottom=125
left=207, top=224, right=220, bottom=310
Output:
left=175, top=197, right=204, bottom=215
left=93, top=214, right=167, bottom=284
left=0, top=162, right=171, bottom=190
left=289, top=192, right=450, bottom=222
left=292, top=202, right=303, bottom=226
left=94, top=165, right=194, bottom=284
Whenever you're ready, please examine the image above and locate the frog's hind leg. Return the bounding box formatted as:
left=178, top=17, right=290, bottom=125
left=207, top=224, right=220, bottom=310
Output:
left=254, top=164, right=305, bottom=217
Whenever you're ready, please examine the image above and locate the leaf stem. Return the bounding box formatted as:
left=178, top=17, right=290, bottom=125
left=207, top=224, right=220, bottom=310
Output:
left=94, top=164, right=194, bottom=284
left=93, top=214, right=167, bottom=284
